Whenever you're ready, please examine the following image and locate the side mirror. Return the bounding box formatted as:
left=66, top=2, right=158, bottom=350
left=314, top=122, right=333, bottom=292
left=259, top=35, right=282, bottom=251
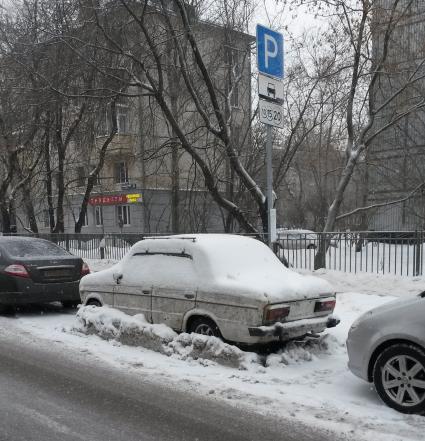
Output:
left=113, top=272, right=123, bottom=284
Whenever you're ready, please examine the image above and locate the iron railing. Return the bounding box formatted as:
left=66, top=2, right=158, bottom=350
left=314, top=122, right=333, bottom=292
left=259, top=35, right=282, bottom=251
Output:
left=2, top=231, right=424, bottom=276
left=277, top=231, right=424, bottom=276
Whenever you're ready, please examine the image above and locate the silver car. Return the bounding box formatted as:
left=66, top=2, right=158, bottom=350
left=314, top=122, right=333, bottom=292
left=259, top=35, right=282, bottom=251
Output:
left=347, top=292, right=425, bottom=414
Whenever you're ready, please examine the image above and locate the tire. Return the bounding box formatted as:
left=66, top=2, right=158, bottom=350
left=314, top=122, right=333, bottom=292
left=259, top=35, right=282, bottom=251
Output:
left=307, top=244, right=317, bottom=250
left=189, top=317, right=221, bottom=338
left=373, top=343, right=425, bottom=414
left=86, top=298, right=102, bottom=307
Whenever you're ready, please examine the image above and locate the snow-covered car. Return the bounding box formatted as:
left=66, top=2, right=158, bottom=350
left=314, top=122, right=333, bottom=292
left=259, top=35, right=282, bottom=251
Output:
left=347, top=293, right=425, bottom=414
left=79, top=234, right=339, bottom=345
left=277, top=229, right=338, bottom=250
left=277, top=229, right=318, bottom=249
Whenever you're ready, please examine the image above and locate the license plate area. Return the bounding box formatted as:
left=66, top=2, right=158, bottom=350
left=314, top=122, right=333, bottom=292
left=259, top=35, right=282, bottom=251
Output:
left=287, top=300, right=316, bottom=320
left=40, top=268, right=75, bottom=281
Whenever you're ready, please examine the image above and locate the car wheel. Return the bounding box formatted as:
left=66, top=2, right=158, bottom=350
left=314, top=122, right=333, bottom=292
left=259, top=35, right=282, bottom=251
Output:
left=189, top=317, right=221, bottom=338
left=307, top=244, right=317, bottom=250
left=373, top=343, right=425, bottom=414
left=86, top=299, right=102, bottom=307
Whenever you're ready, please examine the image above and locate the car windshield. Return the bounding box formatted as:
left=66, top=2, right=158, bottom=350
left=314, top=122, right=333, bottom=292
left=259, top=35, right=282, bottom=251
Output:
left=0, top=238, right=70, bottom=258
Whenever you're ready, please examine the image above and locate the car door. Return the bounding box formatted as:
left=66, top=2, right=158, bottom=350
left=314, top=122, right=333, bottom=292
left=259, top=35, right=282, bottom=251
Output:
left=147, top=252, right=197, bottom=331
left=112, top=255, right=152, bottom=321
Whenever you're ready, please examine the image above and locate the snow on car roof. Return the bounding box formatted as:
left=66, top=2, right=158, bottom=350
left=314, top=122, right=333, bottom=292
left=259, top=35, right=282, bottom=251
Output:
left=127, top=235, right=331, bottom=301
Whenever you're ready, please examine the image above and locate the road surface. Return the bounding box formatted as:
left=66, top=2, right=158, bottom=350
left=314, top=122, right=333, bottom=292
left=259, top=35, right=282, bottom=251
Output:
left=0, top=323, right=347, bottom=441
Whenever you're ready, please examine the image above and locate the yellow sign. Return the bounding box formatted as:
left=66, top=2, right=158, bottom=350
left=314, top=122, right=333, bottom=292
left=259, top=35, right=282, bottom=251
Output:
left=126, top=193, right=142, bottom=203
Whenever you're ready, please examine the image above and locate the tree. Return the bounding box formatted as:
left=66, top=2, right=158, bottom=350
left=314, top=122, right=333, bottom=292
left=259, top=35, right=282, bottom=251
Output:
left=285, top=0, right=425, bottom=267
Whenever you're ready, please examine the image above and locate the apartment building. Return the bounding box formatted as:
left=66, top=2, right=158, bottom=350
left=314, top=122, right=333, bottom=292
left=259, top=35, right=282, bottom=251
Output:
left=368, top=0, right=425, bottom=230
left=24, top=2, right=253, bottom=235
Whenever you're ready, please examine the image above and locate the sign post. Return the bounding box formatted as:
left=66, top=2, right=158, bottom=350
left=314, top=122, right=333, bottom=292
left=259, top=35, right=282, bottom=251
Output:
left=256, top=24, right=284, bottom=246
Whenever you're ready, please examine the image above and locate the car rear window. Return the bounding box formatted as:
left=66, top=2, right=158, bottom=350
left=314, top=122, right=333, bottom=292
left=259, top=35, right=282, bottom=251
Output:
left=0, top=239, right=70, bottom=258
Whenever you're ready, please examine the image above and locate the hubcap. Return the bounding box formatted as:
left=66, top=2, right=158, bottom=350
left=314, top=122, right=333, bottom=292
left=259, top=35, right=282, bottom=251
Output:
left=194, top=323, right=214, bottom=336
left=382, top=355, right=425, bottom=407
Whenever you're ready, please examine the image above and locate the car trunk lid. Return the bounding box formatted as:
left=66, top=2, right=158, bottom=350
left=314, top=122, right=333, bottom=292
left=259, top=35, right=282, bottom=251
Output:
left=20, top=257, right=82, bottom=283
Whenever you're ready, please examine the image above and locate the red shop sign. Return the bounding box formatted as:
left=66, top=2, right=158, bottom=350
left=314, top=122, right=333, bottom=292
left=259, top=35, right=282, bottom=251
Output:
left=89, top=195, right=128, bottom=206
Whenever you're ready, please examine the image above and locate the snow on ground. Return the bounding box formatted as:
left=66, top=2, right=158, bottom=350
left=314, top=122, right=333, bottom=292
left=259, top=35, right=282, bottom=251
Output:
left=2, top=259, right=425, bottom=441
left=298, top=267, right=425, bottom=298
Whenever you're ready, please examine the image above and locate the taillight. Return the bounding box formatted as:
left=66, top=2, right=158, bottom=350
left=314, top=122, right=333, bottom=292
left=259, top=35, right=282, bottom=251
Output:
left=314, top=299, right=336, bottom=313
left=4, top=264, right=30, bottom=278
left=81, top=262, right=90, bottom=277
left=264, top=305, right=290, bottom=324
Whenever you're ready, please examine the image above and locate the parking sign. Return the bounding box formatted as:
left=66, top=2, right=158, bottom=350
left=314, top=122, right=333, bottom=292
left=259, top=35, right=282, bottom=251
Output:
left=256, top=24, right=284, bottom=79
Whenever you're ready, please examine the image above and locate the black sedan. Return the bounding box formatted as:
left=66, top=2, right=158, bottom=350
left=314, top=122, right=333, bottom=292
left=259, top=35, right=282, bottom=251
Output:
left=0, top=236, right=89, bottom=309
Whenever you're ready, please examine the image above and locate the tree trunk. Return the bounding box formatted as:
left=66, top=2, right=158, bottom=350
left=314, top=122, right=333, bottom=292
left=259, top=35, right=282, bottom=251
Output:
left=1, top=205, right=11, bottom=233
left=75, top=101, right=118, bottom=233
left=22, top=182, right=38, bottom=233
left=314, top=149, right=361, bottom=269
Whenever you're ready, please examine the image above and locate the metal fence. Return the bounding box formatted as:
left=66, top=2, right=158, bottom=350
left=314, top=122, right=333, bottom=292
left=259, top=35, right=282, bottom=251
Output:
left=277, top=231, right=424, bottom=277
left=3, top=231, right=425, bottom=277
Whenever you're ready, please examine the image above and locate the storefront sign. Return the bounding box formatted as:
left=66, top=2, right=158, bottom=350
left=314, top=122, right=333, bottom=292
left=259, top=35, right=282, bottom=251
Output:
left=89, top=193, right=142, bottom=206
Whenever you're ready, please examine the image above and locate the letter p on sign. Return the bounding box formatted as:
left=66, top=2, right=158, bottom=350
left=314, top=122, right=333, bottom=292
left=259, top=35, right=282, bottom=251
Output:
left=257, top=25, right=284, bottom=79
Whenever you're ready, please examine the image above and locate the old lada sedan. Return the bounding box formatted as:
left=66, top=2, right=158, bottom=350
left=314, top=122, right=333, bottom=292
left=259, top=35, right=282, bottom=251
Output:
left=79, top=235, right=339, bottom=345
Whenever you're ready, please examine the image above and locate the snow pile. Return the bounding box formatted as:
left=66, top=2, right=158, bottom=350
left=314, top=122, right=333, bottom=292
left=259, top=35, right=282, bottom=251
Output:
left=74, top=306, right=177, bottom=354
left=168, top=333, right=256, bottom=369
left=73, top=306, right=255, bottom=369
left=73, top=305, right=340, bottom=370
left=265, top=334, right=340, bottom=367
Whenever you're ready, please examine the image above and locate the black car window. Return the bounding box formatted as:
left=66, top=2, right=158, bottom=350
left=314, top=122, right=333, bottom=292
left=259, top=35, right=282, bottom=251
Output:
left=0, top=239, right=70, bottom=258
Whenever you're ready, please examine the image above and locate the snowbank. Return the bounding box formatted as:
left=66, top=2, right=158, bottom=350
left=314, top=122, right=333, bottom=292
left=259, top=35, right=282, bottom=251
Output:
left=73, top=306, right=256, bottom=369
left=74, top=306, right=176, bottom=353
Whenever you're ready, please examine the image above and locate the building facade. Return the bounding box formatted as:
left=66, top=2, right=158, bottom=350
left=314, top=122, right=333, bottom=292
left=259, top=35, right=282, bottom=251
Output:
left=15, top=3, right=254, bottom=235
left=368, top=0, right=425, bottom=230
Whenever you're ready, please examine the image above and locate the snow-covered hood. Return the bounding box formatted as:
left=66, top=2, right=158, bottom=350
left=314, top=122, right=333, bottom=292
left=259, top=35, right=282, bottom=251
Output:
left=354, top=294, right=424, bottom=325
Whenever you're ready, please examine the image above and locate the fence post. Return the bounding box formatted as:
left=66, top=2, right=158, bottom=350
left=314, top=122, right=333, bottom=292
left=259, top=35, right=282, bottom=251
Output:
left=99, top=237, right=106, bottom=260
left=65, top=234, right=70, bottom=252
left=414, top=230, right=422, bottom=276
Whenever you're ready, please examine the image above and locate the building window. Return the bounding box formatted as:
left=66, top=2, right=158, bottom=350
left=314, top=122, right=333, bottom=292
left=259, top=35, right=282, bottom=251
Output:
left=42, top=209, right=50, bottom=228
left=116, top=105, right=129, bottom=134
left=95, top=206, right=103, bottom=226
left=231, top=84, right=239, bottom=108
left=225, top=46, right=242, bottom=108
left=81, top=210, right=89, bottom=227
left=90, top=164, right=101, bottom=185
left=77, top=166, right=86, bottom=187
left=117, top=205, right=131, bottom=226
left=114, top=161, right=129, bottom=184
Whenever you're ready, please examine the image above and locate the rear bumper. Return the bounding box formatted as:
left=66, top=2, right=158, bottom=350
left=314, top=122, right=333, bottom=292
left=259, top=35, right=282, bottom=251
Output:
left=0, top=282, right=80, bottom=305
left=248, top=315, right=340, bottom=339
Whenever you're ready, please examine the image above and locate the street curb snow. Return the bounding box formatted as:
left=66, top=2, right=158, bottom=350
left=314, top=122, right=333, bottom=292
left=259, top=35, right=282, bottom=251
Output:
left=73, top=306, right=258, bottom=369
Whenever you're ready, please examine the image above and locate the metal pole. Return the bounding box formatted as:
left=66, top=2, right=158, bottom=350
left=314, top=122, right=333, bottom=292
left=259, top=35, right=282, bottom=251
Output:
left=266, top=124, right=273, bottom=247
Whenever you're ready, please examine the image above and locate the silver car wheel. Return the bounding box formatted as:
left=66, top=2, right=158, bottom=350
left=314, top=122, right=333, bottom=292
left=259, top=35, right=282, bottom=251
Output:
left=382, top=355, right=425, bottom=407
left=193, top=323, right=215, bottom=336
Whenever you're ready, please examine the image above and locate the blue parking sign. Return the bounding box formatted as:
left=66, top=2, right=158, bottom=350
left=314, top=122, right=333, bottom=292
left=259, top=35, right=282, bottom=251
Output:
left=256, top=24, right=284, bottom=79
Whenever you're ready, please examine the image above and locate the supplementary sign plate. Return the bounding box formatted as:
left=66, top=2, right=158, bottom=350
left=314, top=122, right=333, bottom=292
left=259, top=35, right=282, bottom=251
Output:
left=259, top=99, right=283, bottom=128
left=258, top=73, right=283, bottom=102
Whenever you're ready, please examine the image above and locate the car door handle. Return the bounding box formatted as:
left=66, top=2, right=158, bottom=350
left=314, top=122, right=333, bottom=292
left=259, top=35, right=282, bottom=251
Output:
left=142, top=290, right=151, bottom=295
left=184, top=294, right=194, bottom=299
